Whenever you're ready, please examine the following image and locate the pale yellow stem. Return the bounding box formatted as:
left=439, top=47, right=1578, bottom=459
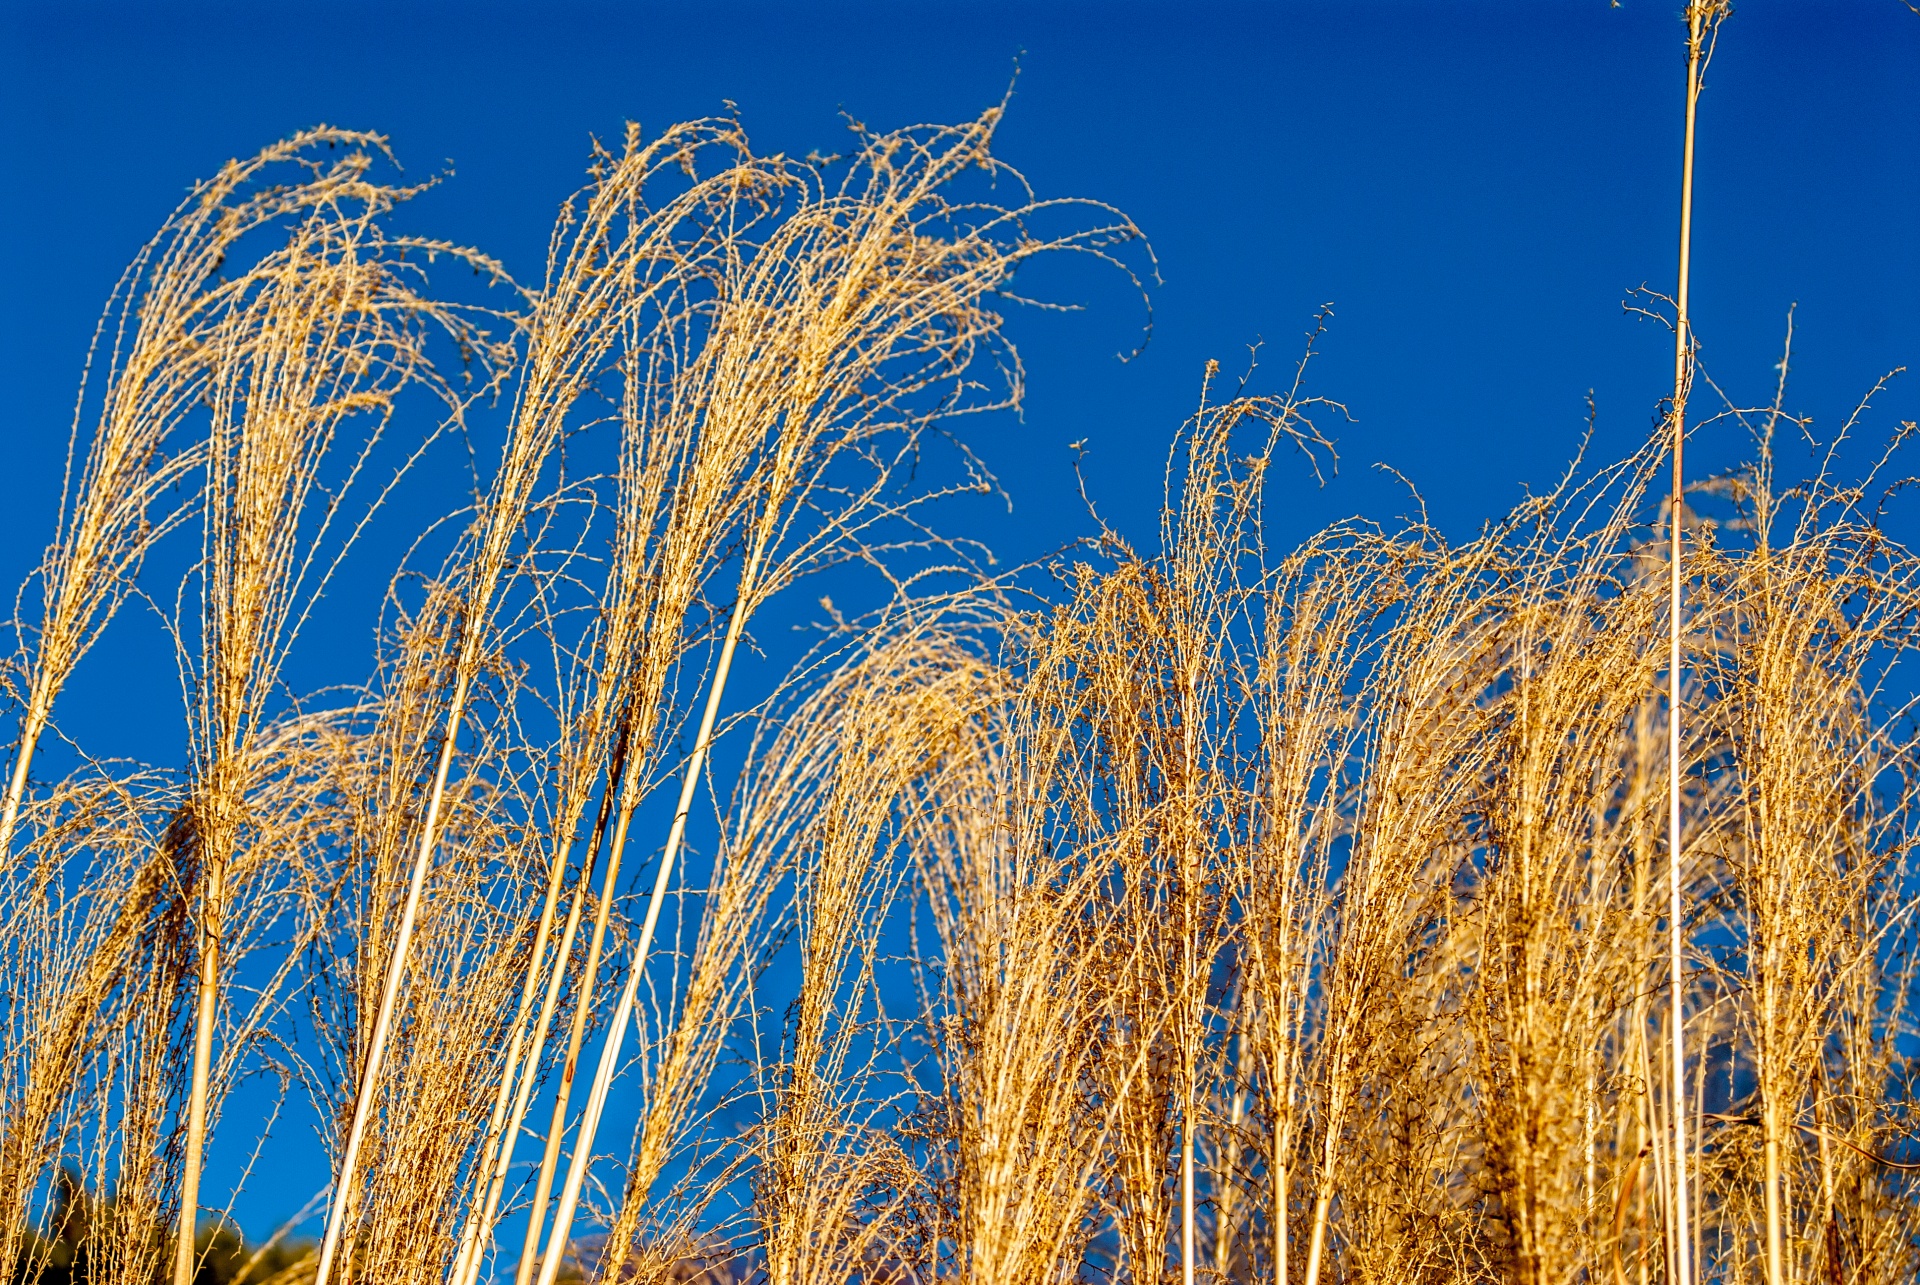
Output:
left=458, top=822, right=607, bottom=1285
left=534, top=571, right=756, bottom=1285
left=1763, top=1097, right=1784, bottom=1285
left=1181, top=1111, right=1196, bottom=1285
left=1301, top=1189, right=1332, bottom=1285
left=516, top=796, right=633, bottom=1285
left=313, top=666, right=474, bottom=1285
left=451, top=781, right=610, bottom=1285
left=0, top=693, right=49, bottom=860
left=172, top=854, right=226, bottom=1285
left=1274, top=1156, right=1288, bottom=1285
left=1665, top=9, right=1708, bottom=1285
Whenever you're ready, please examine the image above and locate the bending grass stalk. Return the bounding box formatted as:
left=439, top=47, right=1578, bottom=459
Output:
left=447, top=862, right=575, bottom=1285
left=312, top=665, right=478, bottom=1285
left=450, top=750, right=625, bottom=1285
left=459, top=816, right=603, bottom=1285
left=534, top=568, right=757, bottom=1285
left=170, top=205, right=486, bottom=1285
left=1666, top=7, right=1712, bottom=1285
left=316, top=121, right=729, bottom=1285
left=4, top=130, right=420, bottom=875
left=515, top=761, right=637, bottom=1285
left=0, top=695, right=50, bottom=861
left=3, top=186, right=217, bottom=864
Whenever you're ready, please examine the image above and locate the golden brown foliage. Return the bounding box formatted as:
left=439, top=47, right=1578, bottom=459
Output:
left=5, top=44, right=1920, bottom=1285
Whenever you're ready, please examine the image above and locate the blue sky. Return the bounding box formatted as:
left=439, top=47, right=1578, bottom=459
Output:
left=2, top=0, right=1916, bottom=1245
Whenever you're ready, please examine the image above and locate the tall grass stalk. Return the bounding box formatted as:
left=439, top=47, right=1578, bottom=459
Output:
left=310, top=118, right=777, bottom=1285
left=530, top=109, right=1143, bottom=1280
left=170, top=145, right=506, bottom=1285
left=1664, top=7, right=1724, bottom=1284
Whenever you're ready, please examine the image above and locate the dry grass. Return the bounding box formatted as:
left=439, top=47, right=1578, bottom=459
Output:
left=6, top=14, right=1920, bottom=1285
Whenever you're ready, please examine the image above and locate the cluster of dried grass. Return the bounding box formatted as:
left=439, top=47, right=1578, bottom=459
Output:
left=5, top=11, right=1919, bottom=1285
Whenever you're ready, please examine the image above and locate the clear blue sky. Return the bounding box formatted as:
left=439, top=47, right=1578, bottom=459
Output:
left=2, top=0, right=1916, bottom=1242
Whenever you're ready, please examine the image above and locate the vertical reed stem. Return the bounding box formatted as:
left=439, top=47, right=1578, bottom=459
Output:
left=1181, top=1111, right=1196, bottom=1285
left=1301, top=1190, right=1332, bottom=1285
left=1274, top=1149, right=1288, bottom=1285
left=172, top=854, right=225, bottom=1285
left=1667, top=9, right=1709, bottom=1285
